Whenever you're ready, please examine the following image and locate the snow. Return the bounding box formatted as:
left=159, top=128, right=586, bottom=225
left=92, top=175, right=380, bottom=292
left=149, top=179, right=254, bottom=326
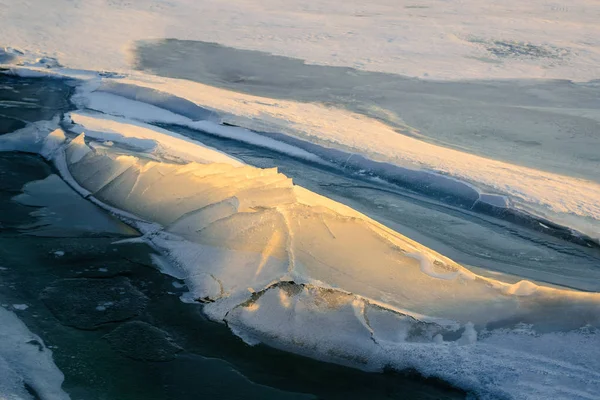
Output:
left=1, top=0, right=600, bottom=82
left=67, top=111, right=243, bottom=166
left=0, top=306, right=69, bottom=400
left=75, top=91, right=326, bottom=164
left=2, top=114, right=600, bottom=399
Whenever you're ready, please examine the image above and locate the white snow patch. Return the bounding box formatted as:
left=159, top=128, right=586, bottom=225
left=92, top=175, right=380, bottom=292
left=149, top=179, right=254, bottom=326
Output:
left=0, top=306, right=70, bottom=400
left=77, top=91, right=327, bottom=164
left=1, top=0, right=600, bottom=81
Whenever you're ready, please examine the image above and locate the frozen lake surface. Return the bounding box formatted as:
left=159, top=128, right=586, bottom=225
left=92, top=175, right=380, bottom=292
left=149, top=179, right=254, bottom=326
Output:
left=1, top=1, right=600, bottom=397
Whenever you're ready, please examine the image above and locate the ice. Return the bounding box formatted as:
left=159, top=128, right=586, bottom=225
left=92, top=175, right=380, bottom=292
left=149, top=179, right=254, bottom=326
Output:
left=0, top=93, right=600, bottom=399
left=39, top=129, right=66, bottom=159
left=77, top=90, right=326, bottom=164
left=0, top=118, right=60, bottom=154
left=66, top=133, right=93, bottom=164
left=0, top=306, right=69, bottom=400
left=66, top=111, right=243, bottom=166
left=3, top=101, right=600, bottom=399
left=477, top=193, right=510, bottom=208
left=1, top=0, right=599, bottom=243
left=83, top=81, right=219, bottom=121
left=61, top=72, right=600, bottom=241
left=4, top=59, right=600, bottom=240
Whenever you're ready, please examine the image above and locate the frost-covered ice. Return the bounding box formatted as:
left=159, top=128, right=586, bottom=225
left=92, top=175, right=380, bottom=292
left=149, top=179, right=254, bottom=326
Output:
left=2, top=112, right=599, bottom=399
left=0, top=306, right=69, bottom=400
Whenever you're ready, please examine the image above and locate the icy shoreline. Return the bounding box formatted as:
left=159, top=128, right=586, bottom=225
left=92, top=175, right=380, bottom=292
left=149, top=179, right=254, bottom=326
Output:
left=2, top=99, right=600, bottom=399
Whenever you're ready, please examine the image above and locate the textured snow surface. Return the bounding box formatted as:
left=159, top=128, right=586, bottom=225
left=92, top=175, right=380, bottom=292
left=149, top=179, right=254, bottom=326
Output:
left=0, top=307, right=69, bottom=400
left=3, top=114, right=599, bottom=399
left=1, top=0, right=600, bottom=81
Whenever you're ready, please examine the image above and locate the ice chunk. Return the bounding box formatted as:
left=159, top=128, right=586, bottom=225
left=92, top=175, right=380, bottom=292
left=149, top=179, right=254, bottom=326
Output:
left=65, top=133, right=91, bottom=164
left=46, top=127, right=600, bottom=332
left=39, top=129, right=66, bottom=160
left=67, top=111, right=243, bottom=166
left=477, top=193, right=510, bottom=208
left=0, top=307, right=69, bottom=400
left=3, top=110, right=600, bottom=399
left=0, top=119, right=59, bottom=154
left=77, top=91, right=326, bottom=164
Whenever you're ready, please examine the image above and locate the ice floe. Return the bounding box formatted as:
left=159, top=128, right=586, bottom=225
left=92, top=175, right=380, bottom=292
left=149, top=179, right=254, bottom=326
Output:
left=2, top=111, right=599, bottom=399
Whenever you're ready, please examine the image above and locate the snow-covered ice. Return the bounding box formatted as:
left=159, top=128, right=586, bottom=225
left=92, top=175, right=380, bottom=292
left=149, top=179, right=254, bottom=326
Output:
left=2, top=0, right=600, bottom=397
left=2, top=110, right=599, bottom=399
left=0, top=306, right=69, bottom=400
left=4, top=63, right=598, bottom=240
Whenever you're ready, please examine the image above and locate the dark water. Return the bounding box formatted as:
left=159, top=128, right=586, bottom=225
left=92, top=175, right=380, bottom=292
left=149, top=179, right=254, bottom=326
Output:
left=0, top=76, right=465, bottom=399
